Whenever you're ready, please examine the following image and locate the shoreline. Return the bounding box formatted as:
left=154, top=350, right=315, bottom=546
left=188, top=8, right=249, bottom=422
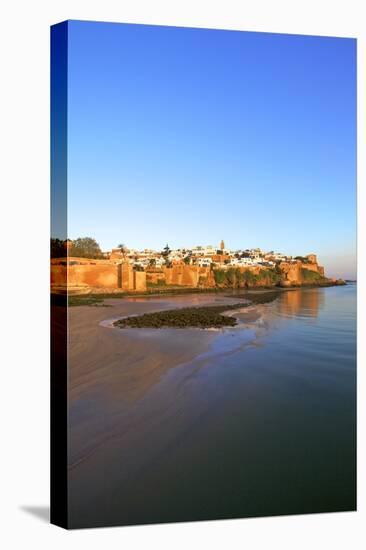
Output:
left=60, top=280, right=347, bottom=307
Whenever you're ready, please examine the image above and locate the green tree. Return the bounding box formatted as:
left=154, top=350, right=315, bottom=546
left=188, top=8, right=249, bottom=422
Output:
left=69, top=237, right=102, bottom=259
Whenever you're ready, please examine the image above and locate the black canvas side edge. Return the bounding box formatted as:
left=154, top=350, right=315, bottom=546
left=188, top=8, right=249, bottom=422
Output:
left=50, top=20, right=68, bottom=529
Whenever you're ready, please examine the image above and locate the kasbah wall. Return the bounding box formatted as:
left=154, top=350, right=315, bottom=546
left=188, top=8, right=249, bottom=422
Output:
left=163, top=265, right=216, bottom=288
left=160, top=259, right=325, bottom=288
left=51, top=257, right=147, bottom=293
left=279, top=256, right=325, bottom=286
left=51, top=255, right=325, bottom=293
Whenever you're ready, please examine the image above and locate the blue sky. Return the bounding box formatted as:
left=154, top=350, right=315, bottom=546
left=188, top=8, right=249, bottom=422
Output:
left=67, top=21, right=356, bottom=278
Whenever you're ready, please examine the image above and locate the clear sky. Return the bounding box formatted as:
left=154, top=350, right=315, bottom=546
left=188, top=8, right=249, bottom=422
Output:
left=67, top=21, right=356, bottom=279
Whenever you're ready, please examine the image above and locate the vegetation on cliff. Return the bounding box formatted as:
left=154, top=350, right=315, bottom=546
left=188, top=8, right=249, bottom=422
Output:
left=213, top=266, right=334, bottom=289
left=214, top=268, right=281, bottom=289
left=301, top=268, right=326, bottom=284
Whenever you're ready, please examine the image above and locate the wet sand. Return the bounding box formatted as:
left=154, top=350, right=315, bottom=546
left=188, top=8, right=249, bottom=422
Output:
left=69, top=294, right=251, bottom=401
left=68, top=293, right=266, bottom=526
left=68, top=295, right=263, bottom=457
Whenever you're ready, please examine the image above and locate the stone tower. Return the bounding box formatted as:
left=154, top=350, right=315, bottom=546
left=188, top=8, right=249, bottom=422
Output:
left=220, top=239, right=225, bottom=251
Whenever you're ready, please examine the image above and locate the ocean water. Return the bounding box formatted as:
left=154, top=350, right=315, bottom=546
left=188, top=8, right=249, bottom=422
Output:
left=69, top=284, right=356, bottom=527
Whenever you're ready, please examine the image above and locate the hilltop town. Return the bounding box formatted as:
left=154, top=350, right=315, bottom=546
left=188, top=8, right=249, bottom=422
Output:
left=51, top=238, right=344, bottom=294
left=108, top=240, right=299, bottom=269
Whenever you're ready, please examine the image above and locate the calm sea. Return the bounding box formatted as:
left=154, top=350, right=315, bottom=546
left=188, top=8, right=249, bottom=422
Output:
left=70, top=284, right=356, bottom=527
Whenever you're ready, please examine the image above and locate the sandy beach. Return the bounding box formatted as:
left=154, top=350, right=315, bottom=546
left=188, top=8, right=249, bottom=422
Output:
left=67, top=293, right=266, bottom=525
left=68, top=293, right=257, bottom=404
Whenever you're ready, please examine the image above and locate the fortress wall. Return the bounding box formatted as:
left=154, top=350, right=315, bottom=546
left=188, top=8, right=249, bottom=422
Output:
left=134, top=271, right=147, bottom=292
left=51, top=265, right=67, bottom=287
left=279, top=262, right=303, bottom=285
left=121, top=263, right=134, bottom=291
left=301, top=263, right=324, bottom=275
left=146, top=271, right=165, bottom=285
left=280, top=261, right=325, bottom=285
left=51, top=257, right=326, bottom=293
left=147, top=266, right=214, bottom=288
left=164, top=265, right=204, bottom=287
left=197, top=267, right=216, bottom=287
left=51, top=258, right=145, bottom=292
left=68, top=264, right=119, bottom=288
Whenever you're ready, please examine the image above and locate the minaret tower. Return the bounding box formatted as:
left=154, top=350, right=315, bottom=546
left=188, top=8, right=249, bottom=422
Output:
left=220, top=239, right=225, bottom=251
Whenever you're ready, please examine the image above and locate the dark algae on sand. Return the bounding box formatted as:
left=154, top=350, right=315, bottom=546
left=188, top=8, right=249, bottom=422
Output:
left=113, top=292, right=279, bottom=329
left=114, top=303, right=248, bottom=329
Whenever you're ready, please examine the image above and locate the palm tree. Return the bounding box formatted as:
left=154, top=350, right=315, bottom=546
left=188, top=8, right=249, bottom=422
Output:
left=117, top=243, right=127, bottom=258
left=162, top=244, right=170, bottom=258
